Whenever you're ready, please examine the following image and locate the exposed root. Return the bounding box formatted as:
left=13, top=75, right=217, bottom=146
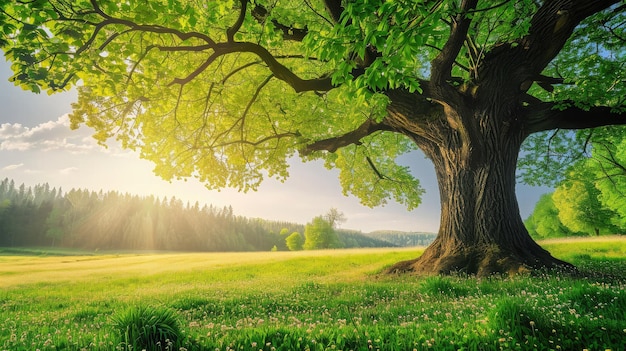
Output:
left=385, top=244, right=577, bottom=278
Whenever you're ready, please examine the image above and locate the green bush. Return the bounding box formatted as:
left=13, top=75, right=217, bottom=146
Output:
left=112, top=305, right=182, bottom=351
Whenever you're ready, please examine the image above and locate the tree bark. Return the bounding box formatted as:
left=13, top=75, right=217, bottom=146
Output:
left=385, top=97, right=575, bottom=277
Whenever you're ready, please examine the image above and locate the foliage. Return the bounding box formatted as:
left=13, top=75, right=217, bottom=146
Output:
left=303, top=215, right=341, bottom=250
left=0, top=0, right=421, bottom=209
left=1, top=0, right=622, bottom=210
left=524, top=193, right=575, bottom=238
left=1, top=240, right=626, bottom=350
left=112, top=305, right=182, bottom=351
left=525, top=133, right=626, bottom=238
left=584, top=130, right=626, bottom=228
left=285, top=231, right=303, bottom=251
left=552, top=178, right=619, bottom=236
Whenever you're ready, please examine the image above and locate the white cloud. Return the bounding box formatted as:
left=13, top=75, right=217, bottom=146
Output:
left=0, top=140, right=31, bottom=151
left=59, top=167, right=79, bottom=175
left=1, top=163, right=24, bottom=171
left=0, top=114, right=104, bottom=154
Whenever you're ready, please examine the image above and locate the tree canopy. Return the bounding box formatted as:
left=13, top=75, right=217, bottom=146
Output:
left=4, top=0, right=620, bottom=207
left=2, top=0, right=625, bottom=275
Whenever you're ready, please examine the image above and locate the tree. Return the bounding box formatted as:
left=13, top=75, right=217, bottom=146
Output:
left=2, top=0, right=625, bottom=275
left=552, top=176, right=618, bottom=236
left=324, top=208, right=346, bottom=229
left=524, top=193, right=574, bottom=239
left=285, top=231, right=304, bottom=251
left=583, top=133, right=626, bottom=229
left=303, top=216, right=340, bottom=250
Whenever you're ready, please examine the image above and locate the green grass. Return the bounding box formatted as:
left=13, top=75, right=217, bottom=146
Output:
left=1, top=242, right=625, bottom=351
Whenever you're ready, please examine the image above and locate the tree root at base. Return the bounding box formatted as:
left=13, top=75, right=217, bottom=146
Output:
left=385, top=245, right=578, bottom=277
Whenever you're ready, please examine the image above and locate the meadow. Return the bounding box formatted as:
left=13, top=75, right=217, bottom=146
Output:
left=1, top=237, right=625, bottom=351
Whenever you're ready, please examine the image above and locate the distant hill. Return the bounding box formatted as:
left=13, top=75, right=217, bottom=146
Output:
left=365, top=230, right=437, bottom=247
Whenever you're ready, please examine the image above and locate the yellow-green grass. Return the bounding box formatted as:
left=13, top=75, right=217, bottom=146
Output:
left=1, top=239, right=625, bottom=351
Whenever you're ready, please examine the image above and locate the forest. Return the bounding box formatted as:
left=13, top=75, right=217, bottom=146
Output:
left=0, top=178, right=392, bottom=251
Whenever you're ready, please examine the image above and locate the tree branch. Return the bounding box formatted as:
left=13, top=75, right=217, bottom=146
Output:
left=322, top=0, right=343, bottom=23
left=91, top=3, right=332, bottom=93
left=203, top=131, right=301, bottom=149
left=301, top=119, right=394, bottom=155
left=534, top=74, right=567, bottom=92
left=88, top=18, right=331, bottom=92
left=431, top=0, right=478, bottom=85
left=213, top=42, right=334, bottom=92
left=168, top=52, right=219, bottom=86
left=227, top=0, right=248, bottom=42
left=525, top=101, right=626, bottom=134
left=88, top=0, right=217, bottom=45
left=251, top=4, right=309, bottom=41
left=518, top=0, right=619, bottom=77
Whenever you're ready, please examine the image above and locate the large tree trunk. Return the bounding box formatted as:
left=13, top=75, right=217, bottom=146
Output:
left=385, top=99, right=575, bottom=277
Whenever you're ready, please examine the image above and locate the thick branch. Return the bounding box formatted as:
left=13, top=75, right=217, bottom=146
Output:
left=301, top=119, right=394, bottom=154
left=515, top=0, right=619, bottom=76
left=525, top=102, right=626, bottom=134
left=534, top=74, right=566, bottom=92
left=214, top=42, right=333, bottom=92
left=323, top=0, right=343, bottom=23
left=431, top=0, right=478, bottom=84
left=384, top=88, right=447, bottom=147
left=89, top=7, right=332, bottom=93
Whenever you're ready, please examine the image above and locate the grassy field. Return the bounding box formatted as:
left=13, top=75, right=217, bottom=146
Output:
left=1, top=238, right=625, bottom=351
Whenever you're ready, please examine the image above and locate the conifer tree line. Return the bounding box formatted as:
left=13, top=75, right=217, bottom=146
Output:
left=0, top=178, right=391, bottom=251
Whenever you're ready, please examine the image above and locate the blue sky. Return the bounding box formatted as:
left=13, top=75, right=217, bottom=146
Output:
left=0, top=57, right=550, bottom=233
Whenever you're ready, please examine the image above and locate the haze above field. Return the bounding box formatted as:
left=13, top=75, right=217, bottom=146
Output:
left=0, top=58, right=549, bottom=232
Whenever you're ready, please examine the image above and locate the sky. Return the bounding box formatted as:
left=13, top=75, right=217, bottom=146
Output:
left=0, top=57, right=551, bottom=233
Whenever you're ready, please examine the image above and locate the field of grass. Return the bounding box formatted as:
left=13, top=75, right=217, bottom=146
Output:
left=1, top=238, right=625, bottom=351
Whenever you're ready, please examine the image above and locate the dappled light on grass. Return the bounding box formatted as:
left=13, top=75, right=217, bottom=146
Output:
left=1, top=240, right=625, bottom=350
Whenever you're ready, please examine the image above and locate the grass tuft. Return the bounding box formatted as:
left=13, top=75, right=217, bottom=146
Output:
left=111, top=305, right=182, bottom=351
